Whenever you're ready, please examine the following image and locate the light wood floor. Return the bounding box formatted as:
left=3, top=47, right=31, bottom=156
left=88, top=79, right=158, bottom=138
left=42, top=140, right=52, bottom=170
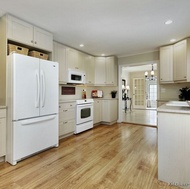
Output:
left=123, top=109, right=157, bottom=126
left=0, top=123, right=179, bottom=189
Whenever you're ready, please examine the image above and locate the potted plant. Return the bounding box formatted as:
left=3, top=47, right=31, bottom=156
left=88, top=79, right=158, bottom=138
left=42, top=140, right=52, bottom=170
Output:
left=111, top=90, right=117, bottom=98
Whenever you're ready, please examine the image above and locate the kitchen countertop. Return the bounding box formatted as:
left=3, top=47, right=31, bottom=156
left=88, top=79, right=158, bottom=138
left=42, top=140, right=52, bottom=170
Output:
left=157, top=102, right=190, bottom=114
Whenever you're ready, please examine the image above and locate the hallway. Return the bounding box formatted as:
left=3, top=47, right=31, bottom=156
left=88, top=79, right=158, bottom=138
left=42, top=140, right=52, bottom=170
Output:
left=123, top=109, right=157, bottom=126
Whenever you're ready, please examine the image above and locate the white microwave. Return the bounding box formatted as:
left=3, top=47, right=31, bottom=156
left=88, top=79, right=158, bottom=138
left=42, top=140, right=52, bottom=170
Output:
left=67, top=69, right=86, bottom=84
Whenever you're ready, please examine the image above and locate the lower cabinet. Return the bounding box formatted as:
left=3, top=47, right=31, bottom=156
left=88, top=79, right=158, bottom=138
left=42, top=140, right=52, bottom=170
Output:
left=102, top=99, right=118, bottom=123
left=59, top=101, right=76, bottom=138
left=0, top=108, right=6, bottom=157
left=93, top=100, right=102, bottom=124
left=93, top=99, right=118, bottom=125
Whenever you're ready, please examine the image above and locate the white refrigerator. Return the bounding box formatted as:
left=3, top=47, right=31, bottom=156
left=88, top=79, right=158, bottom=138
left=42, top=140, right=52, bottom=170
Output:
left=6, top=53, right=59, bottom=165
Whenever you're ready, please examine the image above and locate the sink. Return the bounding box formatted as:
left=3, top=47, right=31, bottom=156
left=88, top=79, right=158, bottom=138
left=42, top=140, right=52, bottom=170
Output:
left=166, top=101, right=190, bottom=107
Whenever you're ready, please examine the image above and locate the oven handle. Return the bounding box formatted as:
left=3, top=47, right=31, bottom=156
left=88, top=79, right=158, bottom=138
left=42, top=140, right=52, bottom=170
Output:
left=77, top=103, right=93, bottom=108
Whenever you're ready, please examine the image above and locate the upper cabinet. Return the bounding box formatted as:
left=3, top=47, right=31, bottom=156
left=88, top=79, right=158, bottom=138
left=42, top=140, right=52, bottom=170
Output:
left=159, top=45, right=173, bottom=83
left=173, top=39, right=190, bottom=82
left=106, top=56, right=117, bottom=85
left=85, top=55, right=95, bottom=85
left=66, top=48, right=84, bottom=71
left=95, top=56, right=117, bottom=86
left=159, top=38, right=190, bottom=83
left=6, top=15, right=53, bottom=52
left=95, top=57, right=106, bottom=85
left=53, top=42, right=67, bottom=84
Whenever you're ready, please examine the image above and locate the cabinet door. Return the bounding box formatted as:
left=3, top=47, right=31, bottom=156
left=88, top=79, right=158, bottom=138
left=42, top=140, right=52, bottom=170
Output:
left=101, top=100, right=118, bottom=122
left=0, top=116, right=6, bottom=156
left=67, top=48, right=79, bottom=70
left=7, top=15, right=33, bottom=46
left=33, top=27, right=53, bottom=52
left=59, top=120, right=75, bottom=136
left=95, top=57, right=106, bottom=85
left=93, top=100, right=102, bottom=124
left=85, top=55, right=95, bottom=85
left=78, top=52, right=85, bottom=71
left=173, top=40, right=187, bottom=81
left=53, top=42, right=67, bottom=83
left=101, top=100, right=109, bottom=122
left=106, top=57, right=116, bottom=85
left=159, top=46, right=173, bottom=83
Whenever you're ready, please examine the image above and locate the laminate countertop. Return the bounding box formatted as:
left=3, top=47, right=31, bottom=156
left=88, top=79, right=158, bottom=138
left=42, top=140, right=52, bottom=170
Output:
left=157, top=101, right=190, bottom=114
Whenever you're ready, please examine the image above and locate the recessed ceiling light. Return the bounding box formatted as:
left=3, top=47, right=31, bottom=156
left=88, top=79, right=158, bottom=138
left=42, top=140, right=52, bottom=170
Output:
left=101, top=54, right=105, bottom=56
left=80, top=44, right=84, bottom=47
left=170, top=39, right=176, bottom=43
left=165, top=20, right=173, bottom=25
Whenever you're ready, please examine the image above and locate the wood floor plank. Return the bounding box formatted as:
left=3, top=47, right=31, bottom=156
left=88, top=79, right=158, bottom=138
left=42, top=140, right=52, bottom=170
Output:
left=0, top=123, right=180, bottom=189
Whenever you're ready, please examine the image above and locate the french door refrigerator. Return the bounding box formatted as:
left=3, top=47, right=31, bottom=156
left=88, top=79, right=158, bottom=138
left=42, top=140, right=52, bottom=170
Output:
left=6, top=53, right=59, bottom=165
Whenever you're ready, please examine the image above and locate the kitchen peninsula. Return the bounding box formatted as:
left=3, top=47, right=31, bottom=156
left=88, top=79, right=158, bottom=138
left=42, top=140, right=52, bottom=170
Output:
left=157, top=101, right=190, bottom=187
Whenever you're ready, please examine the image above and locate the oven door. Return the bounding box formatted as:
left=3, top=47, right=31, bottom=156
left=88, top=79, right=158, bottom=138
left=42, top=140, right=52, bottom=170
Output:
left=76, top=103, right=93, bottom=125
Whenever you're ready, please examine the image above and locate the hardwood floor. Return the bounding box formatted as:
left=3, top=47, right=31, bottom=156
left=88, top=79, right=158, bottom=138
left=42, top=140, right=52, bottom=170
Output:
left=123, top=109, right=157, bottom=126
left=0, top=123, right=179, bottom=189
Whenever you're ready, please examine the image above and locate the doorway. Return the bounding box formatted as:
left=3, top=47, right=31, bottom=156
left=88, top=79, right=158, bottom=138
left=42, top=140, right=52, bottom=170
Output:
left=121, top=63, right=157, bottom=126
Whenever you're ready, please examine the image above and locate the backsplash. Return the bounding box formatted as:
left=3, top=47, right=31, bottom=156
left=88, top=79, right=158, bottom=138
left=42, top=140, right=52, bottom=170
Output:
left=59, top=85, right=118, bottom=100
left=159, top=83, right=190, bottom=100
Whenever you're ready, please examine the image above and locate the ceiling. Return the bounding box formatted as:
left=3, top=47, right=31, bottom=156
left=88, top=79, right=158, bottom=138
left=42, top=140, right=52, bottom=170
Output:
left=1, top=0, right=190, bottom=57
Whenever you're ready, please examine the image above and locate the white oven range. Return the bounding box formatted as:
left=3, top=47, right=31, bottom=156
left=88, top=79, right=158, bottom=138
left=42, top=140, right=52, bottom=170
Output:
left=75, top=99, right=94, bottom=134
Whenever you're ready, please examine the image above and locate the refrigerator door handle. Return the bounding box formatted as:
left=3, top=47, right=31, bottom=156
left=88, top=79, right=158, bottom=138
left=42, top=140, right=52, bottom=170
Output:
left=41, top=70, right=46, bottom=108
left=20, top=115, right=56, bottom=126
left=35, top=70, right=40, bottom=108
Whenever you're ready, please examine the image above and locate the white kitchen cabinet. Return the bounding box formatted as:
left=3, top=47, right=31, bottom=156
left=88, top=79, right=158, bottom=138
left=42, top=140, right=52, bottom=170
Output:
left=158, top=109, right=190, bottom=185
left=159, top=45, right=173, bottom=83
left=101, top=99, right=118, bottom=123
left=85, top=55, right=95, bottom=85
left=95, top=56, right=117, bottom=86
left=106, top=56, right=117, bottom=86
left=53, top=42, right=67, bottom=83
left=173, top=38, right=190, bottom=82
left=59, top=101, right=76, bottom=137
left=0, top=108, right=6, bottom=157
left=66, top=48, right=84, bottom=71
left=93, top=100, right=102, bottom=124
left=95, top=57, right=106, bottom=85
left=7, top=15, right=53, bottom=52
left=77, top=52, right=85, bottom=71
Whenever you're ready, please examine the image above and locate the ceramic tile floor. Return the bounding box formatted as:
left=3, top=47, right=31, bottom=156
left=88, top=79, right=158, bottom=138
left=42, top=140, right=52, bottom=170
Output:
left=123, top=109, right=157, bottom=126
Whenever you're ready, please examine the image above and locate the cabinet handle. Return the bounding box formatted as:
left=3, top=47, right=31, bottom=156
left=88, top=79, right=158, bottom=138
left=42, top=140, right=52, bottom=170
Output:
left=184, top=76, right=186, bottom=78
left=160, top=78, right=162, bottom=80
left=63, top=121, right=68, bottom=124
left=31, top=40, right=33, bottom=43
left=35, top=41, right=37, bottom=44
left=63, top=110, right=68, bottom=112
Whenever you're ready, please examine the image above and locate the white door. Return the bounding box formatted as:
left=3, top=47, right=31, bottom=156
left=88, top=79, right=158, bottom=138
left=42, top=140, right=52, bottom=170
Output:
left=11, top=54, right=40, bottom=120
left=133, top=78, right=145, bottom=109
left=40, top=60, right=58, bottom=116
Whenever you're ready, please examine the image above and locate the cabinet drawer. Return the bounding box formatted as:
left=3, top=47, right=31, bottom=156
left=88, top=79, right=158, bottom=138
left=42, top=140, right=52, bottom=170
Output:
left=59, top=102, right=76, bottom=110
left=59, top=109, right=75, bottom=122
left=59, top=119, right=75, bottom=136
left=0, top=109, right=6, bottom=118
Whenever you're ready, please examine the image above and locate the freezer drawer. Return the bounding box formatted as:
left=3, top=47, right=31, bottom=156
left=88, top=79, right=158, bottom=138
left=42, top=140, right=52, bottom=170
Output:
left=6, top=115, right=58, bottom=165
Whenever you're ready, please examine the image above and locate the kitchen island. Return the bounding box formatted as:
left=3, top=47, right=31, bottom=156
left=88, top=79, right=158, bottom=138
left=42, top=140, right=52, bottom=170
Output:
left=157, top=102, right=190, bottom=188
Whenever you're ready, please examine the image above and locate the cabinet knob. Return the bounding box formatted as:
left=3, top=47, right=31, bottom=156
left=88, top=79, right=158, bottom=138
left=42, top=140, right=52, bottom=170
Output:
left=35, top=41, right=37, bottom=44
left=63, top=110, right=68, bottom=112
left=31, top=40, right=33, bottom=43
left=184, top=76, right=186, bottom=78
